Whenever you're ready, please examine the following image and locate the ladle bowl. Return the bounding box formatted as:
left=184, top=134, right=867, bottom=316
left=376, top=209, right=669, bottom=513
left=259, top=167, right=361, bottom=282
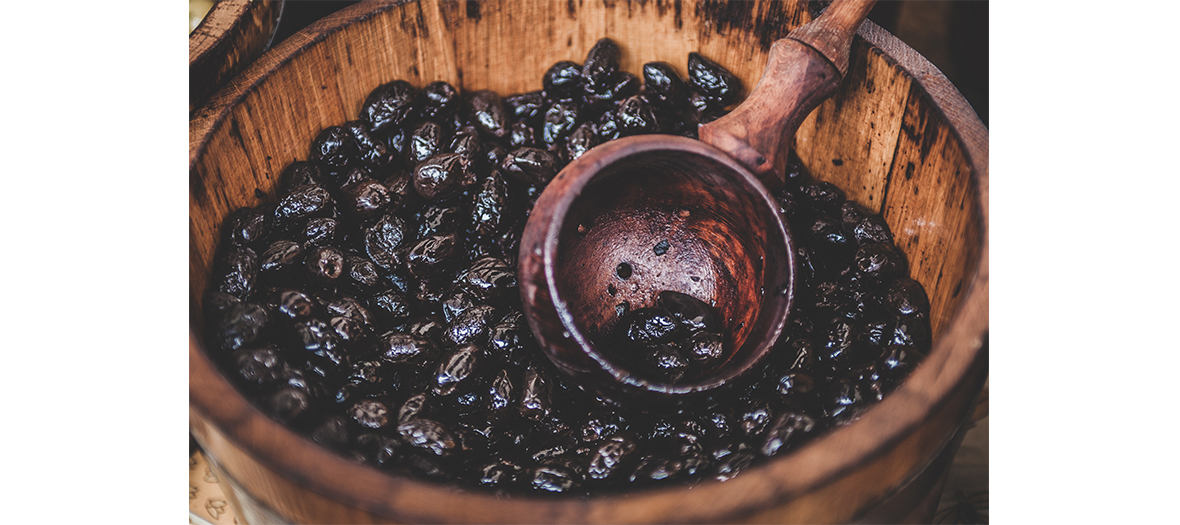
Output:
left=518, top=135, right=795, bottom=404
left=519, top=0, right=876, bottom=405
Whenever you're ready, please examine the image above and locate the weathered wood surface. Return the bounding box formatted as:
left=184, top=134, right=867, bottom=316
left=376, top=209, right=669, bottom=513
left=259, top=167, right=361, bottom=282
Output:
left=189, top=0, right=284, bottom=114
left=190, top=0, right=988, bottom=523
left=699, top=0, right=876, bottom=185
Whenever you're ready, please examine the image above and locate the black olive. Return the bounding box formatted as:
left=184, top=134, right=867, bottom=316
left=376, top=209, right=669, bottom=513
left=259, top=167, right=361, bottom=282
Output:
left=642, top=61, right=689, bottom=109
left=644, top=343, right=690, bottom=383
left=275, top=184, right=333, bottom=223
left=349, top=398, right=391, bottom=429
left=344, top=120, right=394, bottom=167
left=807, top=213, right=857, bottom=263
left=406, top=233, right=460, bottom=278
left=379, top=333, right=436, bottom=365
left=280, top=161, right=326, bottom=191
left=506, top=90, right=547, bottom=124
left=413, top=153, right=473, bottom=201
left=468, top=90, right=510, bottom=139
left=382, top=169, right=416, bottom=212
left=418, top=81, right=459, bottom=121
left=305, top=245, right=345, bottom=283
left=216, top=246, right=258, bottom=299
left=759, top=412, right=816, bottom=456
left=587, top=434, right=638, bottom=481
left=656, top=291, right=722, bottom=333
left=325, top=296, right=375, bottom=329
left=257, top=242, right=304, bottom=289
left=501, top=147, right=559, bottom=186
left=520, top=365, right=553, bottom=421
left=363, top=212, right=410, bottom=270
left=370, top=288, right=412, bottom=326
left=596, top=107, right=621, bottom=141
left=713, top=450, right=755, bottom=482
left=231, top=345, right=288, bottom=389
left=508, top=120, right=537, bottom=149
left=543, top=60, right=584, bottom=101
left=853, top=243, right=908, bottom=284
left=444, top=304, right=498, bottom=346
left=687, top=52, right=742, bottom=107
left=470, top=170, right=509, bottom=237
left=448, top=125, right=481, bottom=158
left=406, top=315, right=447, bottom=346
left=883, top=277, right=930, bottom=319
left=457, top=257, right=517, bottom=303
left=273, top=289, right=317, bottom=320
left=616, top=95, right=660, bottom=136
left=416, top=204, right=462, bottom=238
left=583, top=71, right=641, bottom=112
left=687, top=331, right=725, bottom=367
left=339, top=178, right=392, bottom=219
left=302, top=218, right=339, bottom=247
left=486, top=368, right=515, bottom=415
left=618, top=307, right=684, bottom=346
left=309, top=125, right=357, bottom=172
left=407, top=121, right=448, bottom=166
left=799, top=181, right=846, bottom=215
left=541, top=100, right=582, bottom=147
left=362, top=80, right=417, bottom=134
left=562, top=122, right=601, bottom=164
left=434, top=344, right=484, bottom=396
left=824, top=378, right=864, bottom=420
left=529, top=463, right=582, bottom=493
left=582, top=38, right=621, bottom=88
left=841, top=201, right=893, bottom=245
left=398, top=418, right=459, bottom=457
left=224, top=206, right=273, bottom=249
left=264, top=387, right=313, bottom=424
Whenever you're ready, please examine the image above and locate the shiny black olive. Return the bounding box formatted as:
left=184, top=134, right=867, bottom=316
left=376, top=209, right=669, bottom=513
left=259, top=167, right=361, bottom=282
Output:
left=642, top=61, right=689, bottom=109
left=582, top=38, right=621, bottom=88
left=413, top=153, right=473, bottom=201
left=542, top=61, right=584, bottom=101
left=362, top=80, right=417, bottom=134
left=541, top=100, right=581, bottom=147
left=468, top=90, right=510, bottom=139
left=687, top=52, right=742, bottom=107
left=407, top=121, right=447, bottom=166
left=501, top=147, right=558, bottom=186
left=309, top=125, right=357, bottom=172
left=418, top=80, right=459, bottom=121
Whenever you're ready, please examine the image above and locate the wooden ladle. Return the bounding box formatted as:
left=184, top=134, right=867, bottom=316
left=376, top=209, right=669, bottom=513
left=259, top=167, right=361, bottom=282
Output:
left=519, top=0, right=878, bottom=406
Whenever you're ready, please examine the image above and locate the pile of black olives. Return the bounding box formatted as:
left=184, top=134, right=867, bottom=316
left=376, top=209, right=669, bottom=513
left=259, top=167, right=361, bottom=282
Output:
left=203, top=38, right=931, bottom=496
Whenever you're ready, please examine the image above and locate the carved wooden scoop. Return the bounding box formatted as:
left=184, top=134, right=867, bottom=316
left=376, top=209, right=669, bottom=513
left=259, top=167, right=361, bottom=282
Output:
left=519, top=0, right=878, bottom=406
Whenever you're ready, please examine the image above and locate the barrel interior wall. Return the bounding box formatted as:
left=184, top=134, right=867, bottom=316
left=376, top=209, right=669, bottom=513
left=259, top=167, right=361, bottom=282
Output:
left=790, top=37, right=982, bottom=342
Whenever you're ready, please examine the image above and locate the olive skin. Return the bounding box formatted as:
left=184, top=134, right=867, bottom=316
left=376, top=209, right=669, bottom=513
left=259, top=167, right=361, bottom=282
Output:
left=362, top=80, right=417, bottom=134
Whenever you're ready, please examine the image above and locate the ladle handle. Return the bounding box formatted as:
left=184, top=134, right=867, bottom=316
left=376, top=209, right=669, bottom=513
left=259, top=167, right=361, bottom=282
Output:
left=698, top=0, right=877, bottom=188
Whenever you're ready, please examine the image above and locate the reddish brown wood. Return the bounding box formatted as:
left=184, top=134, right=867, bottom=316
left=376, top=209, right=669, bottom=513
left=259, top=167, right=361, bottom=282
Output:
left=188, top=0, right=988, bottom=523
left=189, top=0, right=284, bottom=114
left=699, top=0, right=876, bottom=187
left=788, top=0, right=878, bottom=76
left=519, top=135, right=795, bottom=406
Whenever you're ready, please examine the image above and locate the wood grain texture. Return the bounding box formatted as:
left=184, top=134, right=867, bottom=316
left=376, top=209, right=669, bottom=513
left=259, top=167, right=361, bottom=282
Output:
left=189, top=0, right=285, bottom=114
left=189, top=1, right=988, bottom=523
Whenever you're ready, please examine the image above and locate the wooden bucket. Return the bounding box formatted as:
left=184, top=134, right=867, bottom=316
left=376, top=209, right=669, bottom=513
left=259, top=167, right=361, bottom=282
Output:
left=189, top=0, right=285, bottom=113
left=189, top=1, right=988, bottom=522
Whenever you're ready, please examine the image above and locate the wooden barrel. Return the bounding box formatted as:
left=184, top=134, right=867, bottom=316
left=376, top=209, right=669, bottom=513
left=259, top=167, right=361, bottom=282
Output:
left=189, top=0, right=285, bottom=113
left=189, top=1, right=988, bottom=522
